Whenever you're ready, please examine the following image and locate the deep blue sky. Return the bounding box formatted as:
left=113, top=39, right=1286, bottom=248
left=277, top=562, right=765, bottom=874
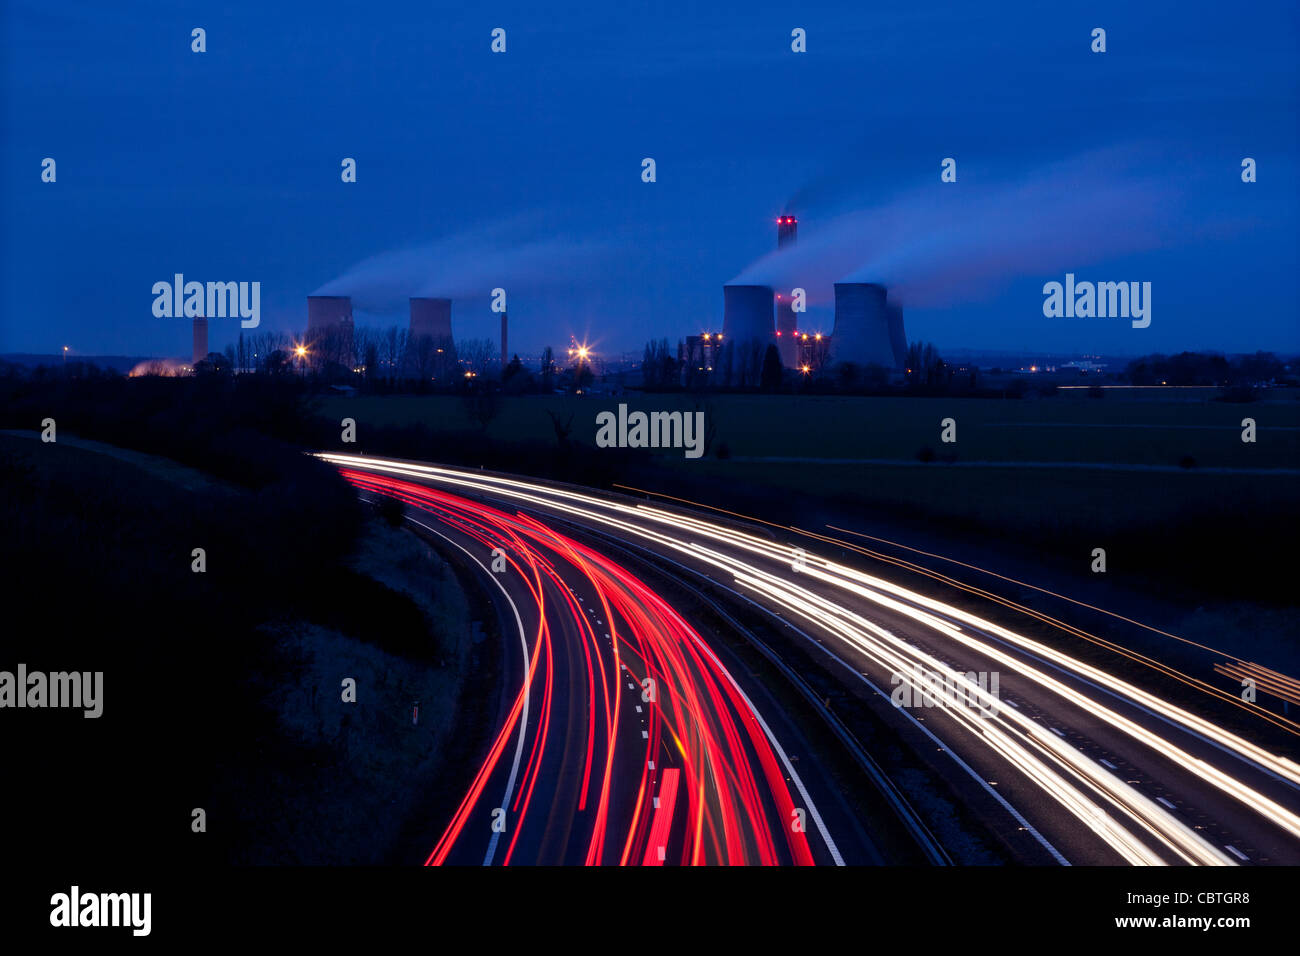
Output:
left=3, top=0, right=1297, bottom=360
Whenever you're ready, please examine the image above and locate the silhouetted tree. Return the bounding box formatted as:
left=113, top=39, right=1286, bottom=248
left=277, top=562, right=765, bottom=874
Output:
left=539, top=347, right=557, bottom=391
left=546, top=409, right=575, bottom=447
left=462, top=388, right=501, bottom=431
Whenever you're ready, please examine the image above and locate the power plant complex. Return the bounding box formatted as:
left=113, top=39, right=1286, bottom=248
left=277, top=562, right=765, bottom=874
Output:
left=708, top=215, right=909, bottom=376
left=302, top=293, right=468, bottom=380
left=291, top=210, right=906, bottom=382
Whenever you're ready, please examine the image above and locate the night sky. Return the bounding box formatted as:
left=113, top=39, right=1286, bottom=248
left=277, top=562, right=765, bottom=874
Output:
left=2, top=0, right=1296, bottom=360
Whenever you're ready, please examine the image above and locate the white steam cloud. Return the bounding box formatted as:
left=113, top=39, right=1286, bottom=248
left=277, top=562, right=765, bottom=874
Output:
left=733, top=147, right=1186, bottom=308
left=313, top=216, right=613, bottom=314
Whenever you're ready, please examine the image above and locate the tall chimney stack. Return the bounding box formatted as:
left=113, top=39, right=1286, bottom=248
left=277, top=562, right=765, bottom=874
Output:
left=192, top=316, right=209, bottom=366
left=777, top=214, right=797, bottom=249
left=776, top=215, right=798, bottom=366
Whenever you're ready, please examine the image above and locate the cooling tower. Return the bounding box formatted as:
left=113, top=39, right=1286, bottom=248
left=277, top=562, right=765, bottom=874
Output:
left=886, top=302, right=908, bottom=368
left=306, top=295, right=355, bottom=367
left=830, top=283, right=897, bottom=368
left=409, top=297, right=452, bottom=341
left=722, top=284, right=775, bottom=347
left=192, top=317, right=208, bottom=366
left=409, top=296, right=458, bottom=377
left=307, top=295, right=352, bottom=334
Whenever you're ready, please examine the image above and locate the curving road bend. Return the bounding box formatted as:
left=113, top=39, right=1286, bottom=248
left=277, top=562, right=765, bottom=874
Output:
left=347, top=468, right=833, bottom=865
left=323, top=453, right=1300, bottom=867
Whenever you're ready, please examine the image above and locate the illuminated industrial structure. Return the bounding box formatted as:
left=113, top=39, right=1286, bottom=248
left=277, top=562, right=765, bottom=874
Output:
left=774, top=216, right=800, bottom=368
left=777, top=214, right=797, bottom=248
left=679, top=332, right=723, bottom=386
left=796, top=331, right=830, bottom=373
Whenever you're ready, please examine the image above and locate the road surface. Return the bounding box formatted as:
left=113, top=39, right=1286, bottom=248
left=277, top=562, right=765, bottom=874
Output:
left=323, top=453, right=1300, bottom=866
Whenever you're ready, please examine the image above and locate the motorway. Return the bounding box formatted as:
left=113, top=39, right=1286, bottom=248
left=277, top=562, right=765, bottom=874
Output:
left=321, top=453, right=1300, bottom=866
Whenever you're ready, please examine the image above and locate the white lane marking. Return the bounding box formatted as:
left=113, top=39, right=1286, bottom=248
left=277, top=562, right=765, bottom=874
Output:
left=400, top=513, right=531, bottom=868
left=1225, top=844, right=1249, bottom=861
left=1004, top=699, right=1019, bottom=709
left=1050, top=727, right=1066, bottom=738
left=1157, top=797, right=1177, bottom=810
left=653, top=797, right=660, bottom=809
left=635, top=705, right=642, bottom=713
left=642, top=730, right=649, bottom=738
left=1099, top=759, right=1118, bottom=770
left=648, top=760, right=655, bottom=770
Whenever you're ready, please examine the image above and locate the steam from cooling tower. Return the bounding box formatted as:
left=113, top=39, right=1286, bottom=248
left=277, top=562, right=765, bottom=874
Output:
left=313, top=216, right=613, bottom=314
left=732, top=147, right=1188, bottom=309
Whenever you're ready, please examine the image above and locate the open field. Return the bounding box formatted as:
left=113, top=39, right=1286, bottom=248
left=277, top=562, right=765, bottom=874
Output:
left=316, top=391, right=1300, bottom=609
left=319, top=392, right=1300, bottom=469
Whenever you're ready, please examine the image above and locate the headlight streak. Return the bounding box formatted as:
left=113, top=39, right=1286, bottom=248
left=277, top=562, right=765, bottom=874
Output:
left=618, top=480, right=1300, bottom=737
left=322, top=454, right=1299, bottom=864
left=729, top=569, right=1227, bottom=866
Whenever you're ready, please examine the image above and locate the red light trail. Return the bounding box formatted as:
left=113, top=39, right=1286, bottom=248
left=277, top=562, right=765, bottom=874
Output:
left=341, top=470, right=816, bottom=866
